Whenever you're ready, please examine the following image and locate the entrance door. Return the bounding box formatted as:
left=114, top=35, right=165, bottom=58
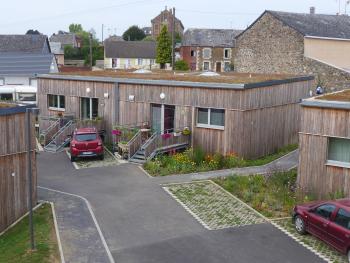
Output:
left=216, top=62, right=222, bottom=72
left=151, top=104, right=175, bottom=134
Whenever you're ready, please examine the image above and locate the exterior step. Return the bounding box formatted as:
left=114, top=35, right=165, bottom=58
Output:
left=129, top=158, right=146, bottom=164
left=133, top=153, right=146, bottom=160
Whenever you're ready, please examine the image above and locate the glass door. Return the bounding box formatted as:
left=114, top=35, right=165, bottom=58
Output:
left=151, top=104, right=175, bottom=134
left=164, top=105, right=175, bottom=132
left=151, top=104, right=162, bottom=133
left=81, top=97, right=99, bottom=120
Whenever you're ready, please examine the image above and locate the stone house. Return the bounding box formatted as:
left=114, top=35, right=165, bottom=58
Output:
left=104, top=40, right=158, bottom=70
left=180, top=29, right=242, bottom=72
left=235, top=10, right=350, bottom=91
left=151, top=7, right=184, bottom=39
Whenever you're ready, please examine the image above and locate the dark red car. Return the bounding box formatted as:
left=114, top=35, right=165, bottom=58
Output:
left=70, top=128, right=104, bottom=162
left=293, top=199, right=350, bottom=261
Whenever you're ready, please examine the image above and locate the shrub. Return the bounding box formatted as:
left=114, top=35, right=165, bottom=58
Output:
left=174, top=60, right=189, bottom=71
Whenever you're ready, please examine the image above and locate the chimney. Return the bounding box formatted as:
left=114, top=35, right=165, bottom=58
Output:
left=310, top=6, right=315, bottom=15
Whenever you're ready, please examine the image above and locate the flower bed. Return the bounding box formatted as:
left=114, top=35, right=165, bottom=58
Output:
left=143, top=144, right=298, bottom=176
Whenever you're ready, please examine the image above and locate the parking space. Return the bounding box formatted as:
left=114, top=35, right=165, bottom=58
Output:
left=272, top=218, right=348, bottom=263
left=65, top=148, right=123, bottom=169
left=163, top=181, right=266, bottom=230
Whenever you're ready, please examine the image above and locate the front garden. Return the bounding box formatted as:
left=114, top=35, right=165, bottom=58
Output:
left=144, top=144, right=298, bottom=176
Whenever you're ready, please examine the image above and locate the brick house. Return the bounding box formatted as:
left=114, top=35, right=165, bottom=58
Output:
left=180, top=29, right=242, bottom=72
left=235, top=9, right=350, bottom=91
left=151, top=7, right=184, bottom=39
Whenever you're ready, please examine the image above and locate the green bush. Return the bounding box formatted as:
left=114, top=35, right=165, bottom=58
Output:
left=174, top=60, right=189, bottom=71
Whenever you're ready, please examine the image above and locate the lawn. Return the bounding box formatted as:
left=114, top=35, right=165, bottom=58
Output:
left=144, top=144, right=298, bottom=176
left=0, top=203, right=60, bottom=263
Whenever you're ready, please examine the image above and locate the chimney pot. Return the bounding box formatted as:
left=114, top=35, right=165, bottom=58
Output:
left=310, top=6, right=315, bottom=15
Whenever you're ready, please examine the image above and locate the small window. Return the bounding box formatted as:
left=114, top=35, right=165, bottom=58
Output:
left=48, top=94, right=65, bottom=110
left=138, top=58, right=143, bottom=65
left=190, top=50, right=195, bottom=57
left=197, top=108, right=225, bottom=129
left=334, top=208, right=350, bottom=230
left=224, top=48, right=231, bottom=59
left=224, top=62, right=231, bottom=72
left=203, top=48, right=211, bottom=59
left=18, top=93, right=36, bottom=102
left=328, top=137, right=350, bottom=165
left=203, top=61, right=210, bottom=71
left=314, top=204, right=336, bottom=219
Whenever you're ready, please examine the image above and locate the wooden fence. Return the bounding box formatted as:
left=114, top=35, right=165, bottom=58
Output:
left=0, top=105, right=37, bottom=233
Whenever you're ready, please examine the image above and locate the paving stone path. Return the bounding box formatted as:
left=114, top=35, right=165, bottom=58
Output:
left=38, top=187, right=114, bottom=263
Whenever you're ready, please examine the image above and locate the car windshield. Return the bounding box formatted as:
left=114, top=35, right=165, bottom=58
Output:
left=75, top=133, right=97, bottom=142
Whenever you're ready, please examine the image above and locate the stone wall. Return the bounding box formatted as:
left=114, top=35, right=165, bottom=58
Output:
left=235, top=12, right=305, bottom=74
left=193, top=47, right=235, bottom=72
left=235, top=12, right=350, bottom=91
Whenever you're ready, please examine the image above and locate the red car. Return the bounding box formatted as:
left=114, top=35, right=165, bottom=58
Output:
left=293, top=199, right=350, bottom=261
left=70, top=128, right=104, bottom=162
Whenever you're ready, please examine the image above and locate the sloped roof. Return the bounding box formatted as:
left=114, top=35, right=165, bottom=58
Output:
left=151, top=9, right=184, bottom=29
left=104, top=35, right=124, bottom=42
left=182, top=28, right=242, bottom=47
left=0, top=53, right=56, bottom=76
left=105, top=41, right=156, bottom=59
left=267, top=10, right=350, bottom=39
left=0, top=35, right=50, bottom=53
left=49, top=33, right=77, bottom=46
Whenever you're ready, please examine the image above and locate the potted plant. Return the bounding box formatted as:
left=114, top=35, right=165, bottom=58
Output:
left=173, top=130, right=182, bottom=137
left=182, top=127, right=191, bottom=136
left=161, top=133, right=171, bottom=139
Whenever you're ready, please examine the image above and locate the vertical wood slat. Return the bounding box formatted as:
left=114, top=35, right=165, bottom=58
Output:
left=0, top=110, right=37, bottom=233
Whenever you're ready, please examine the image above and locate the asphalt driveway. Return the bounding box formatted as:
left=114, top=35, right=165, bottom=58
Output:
left=37, top=151, right=324, bottom=263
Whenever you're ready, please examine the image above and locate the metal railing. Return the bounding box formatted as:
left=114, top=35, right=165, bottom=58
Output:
left=127, top=130, right=143, bottom=159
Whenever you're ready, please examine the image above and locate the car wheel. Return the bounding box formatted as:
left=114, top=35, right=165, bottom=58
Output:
left=347, top=249, right=350, bottom=263
left=100, top=154, right=104, bottom=160
left=71, top=156, right=76, bottom=162
left=295, top=215, right=306, bottom=235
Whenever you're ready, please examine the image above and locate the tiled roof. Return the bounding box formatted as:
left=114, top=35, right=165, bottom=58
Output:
left=104, top=41, right=156, bottom=59
left=0, top=53, right=56, bottom=76
left=182, top=28, right=242, bottom=47
left=0, top=34, right=49, bottom=53
left=49, top=33, right=77, bottom=46
left=268, top=10, right=350, bottom=39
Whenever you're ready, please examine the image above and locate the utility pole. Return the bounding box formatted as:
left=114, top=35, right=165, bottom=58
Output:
left=89, top=33, right=93, bottom=68
left=102, top=24, right=104, bottom=44
left=172, top=7, right=176, bottom=70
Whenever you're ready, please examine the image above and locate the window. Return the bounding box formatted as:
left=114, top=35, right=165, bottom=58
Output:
left=48, top=94, right=65, bottom=110
left=138, top=58, right=143, bottom=65
left=314, top=204, right=336, bottom=219
left=18, top=93, right=36, bottom=102
left=197, top=108, right=225, bottom=129
left=203, top=48, right=212, bottom=59
left=112, top=58, right=118, bottom=68
left=76, top=133, right=97, bottom=142
left=334, top=209, right=350, bottom=230
left=0, top=78, right=4, bottom=86
left=190, top=50, right=196, bottom=57
left=80, top=97, right=98, bottom=120
left=328, top=137, right=350, bottom=166
left=224, top=62, right=231, bottom=72
left=203, top=61, right=210, bottom=71
left=224, top=48, right=231, bottom=59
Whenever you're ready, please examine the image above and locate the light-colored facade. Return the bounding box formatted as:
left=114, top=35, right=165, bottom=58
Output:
left=104, top=57, right=158, bottom=70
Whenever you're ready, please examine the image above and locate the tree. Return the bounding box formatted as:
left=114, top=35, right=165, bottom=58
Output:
left=69, top=24, right=83, bottom=33
left=142, top=35, right=156, bottom=42
left=26, top=29, right=41, bottom=35
left=156, top=25, right=172, bottom=69
left=122, top=25, right=146, bottom=41
left=174, top=60, right=189, bottom=71
left=175, top=32, right=182, bottom=44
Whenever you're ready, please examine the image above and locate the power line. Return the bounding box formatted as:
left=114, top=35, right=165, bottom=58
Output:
left=0, top=0, right=163, bottom=27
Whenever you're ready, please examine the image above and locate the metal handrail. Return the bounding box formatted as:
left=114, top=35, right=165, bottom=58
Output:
left=40, top=119, right=60, bottom=135
left=126, top=129, right=142, bottom=146
left=141, top=132, right=158, bottom=150
left=50, top=120, right=75, bottom=140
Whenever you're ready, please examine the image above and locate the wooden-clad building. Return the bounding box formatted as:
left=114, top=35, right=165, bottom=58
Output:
left=0, top=104, right=37, bottom=233
left=299, top=90, right=350, bottom=198
left=37, top=71, right=313, bottom=159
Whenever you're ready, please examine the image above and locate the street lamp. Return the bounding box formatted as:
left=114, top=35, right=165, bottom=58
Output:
left=26, top=107, right=39, bottom=251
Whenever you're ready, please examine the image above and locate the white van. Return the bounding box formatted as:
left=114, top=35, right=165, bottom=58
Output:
left=0, top=85, right=37, bottom=105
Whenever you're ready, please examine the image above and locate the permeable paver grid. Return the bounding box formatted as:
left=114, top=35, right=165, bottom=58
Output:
left=66, top=149, right=120, bottom=169
left=163, top=181, right=266, bottom=230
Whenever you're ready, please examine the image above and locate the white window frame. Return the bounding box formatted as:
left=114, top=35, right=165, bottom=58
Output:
left=48, top=94, right=65, bottom=111
left=203, top=61, right=211, bottom=71
left=326, top=136, right=350, bottom=169
left=202, top=48, right=212, bottom=59
left=224, top=48, right=231, bottom=59
left=196, top=107, right=225, bottom=130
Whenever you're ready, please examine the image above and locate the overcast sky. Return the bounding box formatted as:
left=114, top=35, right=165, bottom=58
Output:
left=0, top=0, right=347, bottom=40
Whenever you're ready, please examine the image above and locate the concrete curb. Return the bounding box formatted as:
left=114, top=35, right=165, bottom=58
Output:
left=50, top=202, right=65, bottom=263
left=38, top=186, right=115, bottom=263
